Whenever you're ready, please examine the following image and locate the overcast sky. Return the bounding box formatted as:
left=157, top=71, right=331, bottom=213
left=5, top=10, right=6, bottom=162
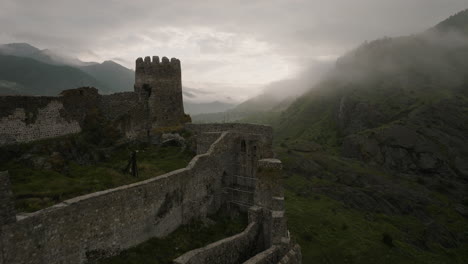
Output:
left=1, top=0, right=466, bottom=102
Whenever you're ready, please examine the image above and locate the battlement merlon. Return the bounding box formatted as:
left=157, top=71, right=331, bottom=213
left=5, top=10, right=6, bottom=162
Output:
left=135, top=56, right=182, bottom=90
left=136, top=56, right=180, bottom=66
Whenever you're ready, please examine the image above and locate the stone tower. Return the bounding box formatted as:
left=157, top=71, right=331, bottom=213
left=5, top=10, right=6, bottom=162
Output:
left=134, top=56, right=186, bottom=128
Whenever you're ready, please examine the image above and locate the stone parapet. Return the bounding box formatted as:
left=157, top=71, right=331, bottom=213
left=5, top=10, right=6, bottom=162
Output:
left=173, top=222, right=261, bottom=264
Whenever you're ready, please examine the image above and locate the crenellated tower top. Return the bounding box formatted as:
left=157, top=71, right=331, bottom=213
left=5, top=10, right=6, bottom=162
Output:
left=134, top=55, right=186, bottom=128
left=135, top=56, right=181, bottom=87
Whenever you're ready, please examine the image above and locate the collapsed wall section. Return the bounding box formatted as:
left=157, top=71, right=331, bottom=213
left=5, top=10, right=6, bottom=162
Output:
left=0, top=95, right=81, bottom=145
left=0, top=87, right=146, bottom=145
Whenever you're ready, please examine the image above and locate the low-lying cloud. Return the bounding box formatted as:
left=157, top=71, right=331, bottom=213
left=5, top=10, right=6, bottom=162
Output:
left=0, top=0, right=466, bottom=101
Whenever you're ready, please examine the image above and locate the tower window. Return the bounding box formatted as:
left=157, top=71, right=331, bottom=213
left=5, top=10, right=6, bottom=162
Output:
left=241, top=140, right=246, bottom=153
left=143, top=84, right=151, bottom=97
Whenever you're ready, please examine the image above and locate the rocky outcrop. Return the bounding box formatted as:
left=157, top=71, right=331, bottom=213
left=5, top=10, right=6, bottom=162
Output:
left=342, top=96, right=468, bottom=183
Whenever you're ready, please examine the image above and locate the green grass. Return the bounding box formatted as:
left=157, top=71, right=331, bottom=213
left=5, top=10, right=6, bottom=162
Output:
left=285, top=186, right=468, bottom=264
left=281, top=151, right=468, bottom=264
left=1, top=138, right=194, bottom=213
left=98, top=213, right=247, bottom=264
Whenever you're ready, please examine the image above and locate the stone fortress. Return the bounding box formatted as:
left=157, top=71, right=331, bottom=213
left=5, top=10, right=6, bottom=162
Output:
left=0, top=56, right=302, bottom=264
left=0, top=56, right=189, bottom=145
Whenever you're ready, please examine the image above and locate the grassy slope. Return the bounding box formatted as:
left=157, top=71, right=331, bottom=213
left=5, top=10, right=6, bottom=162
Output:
left=274, top=79, right=468, bottom=263
left=281, top=151, right=468, bottom=264
left=286, top=190, right=468, bottom=264
left=266, top=12, right=468, bottom=264
left=0, top=136, right=194, bottom=213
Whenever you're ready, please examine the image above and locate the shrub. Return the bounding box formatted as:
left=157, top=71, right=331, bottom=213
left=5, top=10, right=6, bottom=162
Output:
left=382, top=232, right=395, bottom=247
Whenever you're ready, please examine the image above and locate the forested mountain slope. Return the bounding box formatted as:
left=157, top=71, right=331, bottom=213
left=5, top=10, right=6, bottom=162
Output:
left=271, top=9, right=468, bottom=263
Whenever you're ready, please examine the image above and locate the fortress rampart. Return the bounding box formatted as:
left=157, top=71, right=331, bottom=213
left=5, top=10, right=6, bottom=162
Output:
left=0, top=56, right=301, bottom=263
left=0, top=124, right=301, bottom=264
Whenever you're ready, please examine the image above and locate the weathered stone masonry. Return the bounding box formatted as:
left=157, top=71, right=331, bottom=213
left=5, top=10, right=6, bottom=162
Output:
left=0, top=124, right=301, bottom=264
left=0, top=172, right=16, bottom=226
left=135, top=56, right=186, bottom=128
left=173, top=155, right=302, bottom=264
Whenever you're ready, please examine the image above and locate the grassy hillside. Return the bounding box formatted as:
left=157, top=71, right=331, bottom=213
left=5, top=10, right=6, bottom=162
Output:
left=264, top=10, right=468, bottom=264
left=0, top=119, right=195, bottom=212
left=435, top=9, right=468, bottom=35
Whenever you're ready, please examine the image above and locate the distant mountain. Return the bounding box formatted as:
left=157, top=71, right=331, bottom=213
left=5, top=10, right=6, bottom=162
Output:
left=435, top=9, right=468, bottom=35
left=0, top=43, right=95, bottom=66
left=80, top=60, right=134, bottom=93
left=0, top=55, right=108, bottom=95
left=276, top=10, right=468, bottom=180
left=0, top=43, right=40, bottom=57
left=0, top=43, right=136, bottom=95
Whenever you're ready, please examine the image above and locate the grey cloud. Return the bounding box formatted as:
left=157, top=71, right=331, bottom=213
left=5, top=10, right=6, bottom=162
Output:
left=4, top=0, right=466, bottom=54
left=0, top=0, right=466, bottom=100
left=195, top=36, right=237, bottom=54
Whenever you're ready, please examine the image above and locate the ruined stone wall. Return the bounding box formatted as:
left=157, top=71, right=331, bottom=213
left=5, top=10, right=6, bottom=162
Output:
left=185, top=123, right=274, bottom=211
left=135, top=56, right=185, bottom=127
left=0, top=124, right=301, bottom=264
left=173, top=222, right=262, bottom=264
left=100, top=92, right=147, bottom=139
left=278, top=245, right=302, bottom=264
left=0, top=129, right=238, bottom=264
left=100, top=92, right=140, bottom=120
left=170, top=148, right=302, bottom=264
left=0, top=88, right=145, bottom=145
left=0, top=95, right=81, bottom=145
left=0, top=55, right=188, bottom=146
left=185, top=123, right=274, bottom=157
left=243, top=246, right=281, bottom=264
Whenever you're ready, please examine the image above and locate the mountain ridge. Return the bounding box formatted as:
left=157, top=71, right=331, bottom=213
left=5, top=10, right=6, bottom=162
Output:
left=0, top=54, right=109, bottom=95
left=245, top=9, right=468, bottom=263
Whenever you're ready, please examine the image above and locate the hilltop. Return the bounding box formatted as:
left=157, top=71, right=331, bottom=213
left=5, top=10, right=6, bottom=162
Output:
left=435, top=9, right=468, bottom=35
